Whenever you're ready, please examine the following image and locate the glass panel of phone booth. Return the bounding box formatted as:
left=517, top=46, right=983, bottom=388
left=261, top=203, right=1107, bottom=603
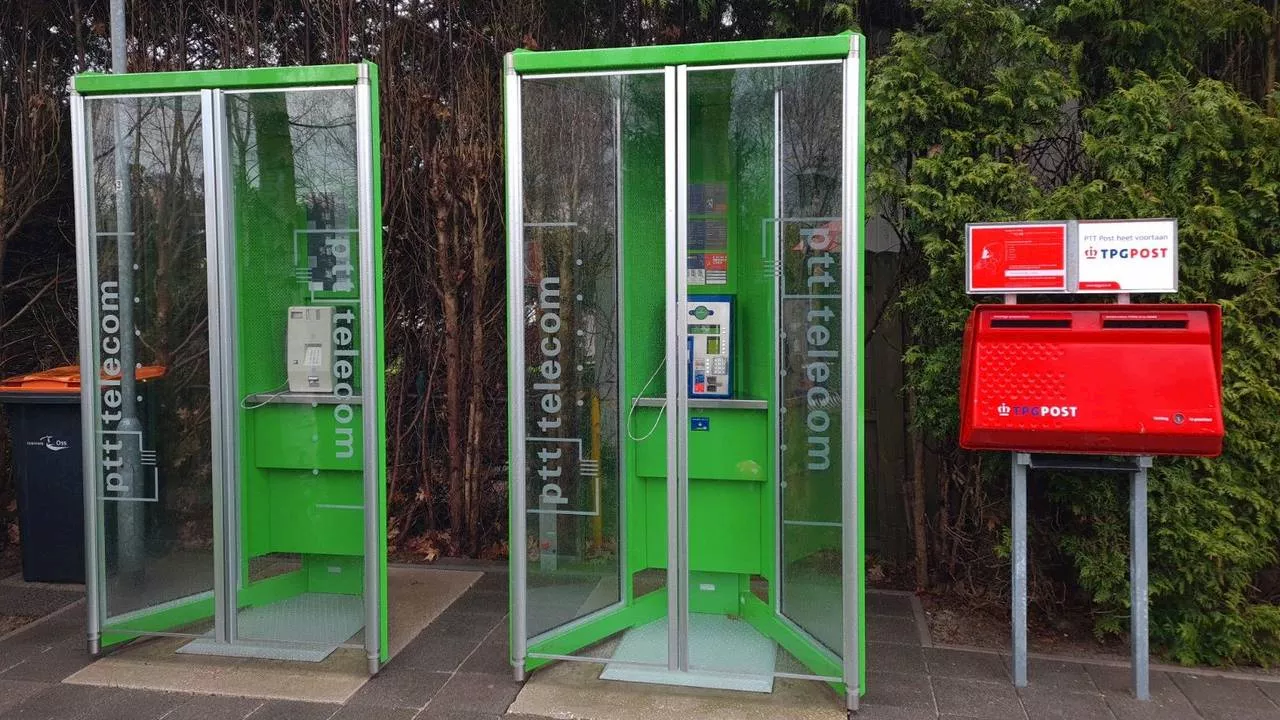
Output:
left=774, top=62, right=847, bottom=658
left=519, top=73, right=664, bottom=656
left=681, top=62, right=847, bottom=676
left=85, top=94, right=216, bottom=634
left=222, top=88, right=367, bottom=647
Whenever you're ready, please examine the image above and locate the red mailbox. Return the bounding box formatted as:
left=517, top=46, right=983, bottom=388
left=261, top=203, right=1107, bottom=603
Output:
left=960, top=304, right=1223, bottom=456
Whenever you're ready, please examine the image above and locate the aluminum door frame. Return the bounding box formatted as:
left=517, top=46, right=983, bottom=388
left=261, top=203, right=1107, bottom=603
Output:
left=72, top=89, right=221, bottom=652
left=507, top=63, right=678, bottom=677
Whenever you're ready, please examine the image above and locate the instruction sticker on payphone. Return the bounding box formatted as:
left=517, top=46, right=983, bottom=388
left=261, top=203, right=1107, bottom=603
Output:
left=688, top=297, right=733, bottom=399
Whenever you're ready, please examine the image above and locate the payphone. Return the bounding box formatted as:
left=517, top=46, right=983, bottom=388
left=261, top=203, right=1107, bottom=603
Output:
left=687, top=296, right=733, bottom=399
left=286, top=306, right=335, bottom=393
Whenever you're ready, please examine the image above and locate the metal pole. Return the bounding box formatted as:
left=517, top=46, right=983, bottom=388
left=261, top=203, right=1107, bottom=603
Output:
left=503, top=53, right=529, bottom=683
left=1012, top=452, right=1028, bottom=687
left=356, top=67, right=382, bottom=676
left=1131, top=458, right=1151, bottom=700
left=110, top=0, right=145, bottom=582
left=71, top=90, right=101, bottom=655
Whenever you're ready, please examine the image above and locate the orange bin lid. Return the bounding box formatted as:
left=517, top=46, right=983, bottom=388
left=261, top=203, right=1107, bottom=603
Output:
left=0, top=365, right=166, bottom=394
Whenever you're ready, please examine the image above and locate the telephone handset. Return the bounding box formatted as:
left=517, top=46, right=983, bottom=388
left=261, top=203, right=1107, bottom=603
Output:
left=286, top=305, right=334, bottom=393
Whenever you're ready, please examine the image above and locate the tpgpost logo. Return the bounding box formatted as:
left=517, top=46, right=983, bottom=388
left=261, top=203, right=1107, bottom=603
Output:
left=999, top=402, right=1078, bottom=418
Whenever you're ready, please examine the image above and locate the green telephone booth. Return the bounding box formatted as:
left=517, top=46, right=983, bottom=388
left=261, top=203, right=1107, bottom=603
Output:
left=71, top=65, right=388, bottom=672
left=504, top=34, right=867, bottom=710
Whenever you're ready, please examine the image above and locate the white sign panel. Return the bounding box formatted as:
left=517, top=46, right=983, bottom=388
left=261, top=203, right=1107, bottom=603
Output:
left=1075, top=219, right=1178, bottom=293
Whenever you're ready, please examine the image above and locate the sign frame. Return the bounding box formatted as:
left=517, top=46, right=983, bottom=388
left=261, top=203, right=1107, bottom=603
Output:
left=1074, top=218, right=1178, bottom=294
left=965, top=221, right=1070, bottom=295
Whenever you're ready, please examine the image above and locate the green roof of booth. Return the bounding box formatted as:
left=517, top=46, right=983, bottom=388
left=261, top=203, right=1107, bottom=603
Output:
left=509, top=32, right=861, bottom=74
left=73, top=63, right=372, bottom=95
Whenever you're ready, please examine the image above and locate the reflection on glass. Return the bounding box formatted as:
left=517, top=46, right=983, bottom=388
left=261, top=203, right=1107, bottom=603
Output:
left=521, top=74, right=661, bottom=639
left=777, top=63, right=845, bottom=656
left=88, top=95, right=215, bottom=624
left=224, top=89, right=366, bottom=647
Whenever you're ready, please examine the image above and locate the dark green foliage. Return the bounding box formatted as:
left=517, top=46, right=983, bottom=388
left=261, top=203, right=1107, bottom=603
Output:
left=1043, top=74, right=1280, bottom=665
left=873, top=0, right=1280, bottom=665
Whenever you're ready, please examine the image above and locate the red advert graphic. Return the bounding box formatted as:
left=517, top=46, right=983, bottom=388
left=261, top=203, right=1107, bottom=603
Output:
left=968, top=224, right=1067, bottom=293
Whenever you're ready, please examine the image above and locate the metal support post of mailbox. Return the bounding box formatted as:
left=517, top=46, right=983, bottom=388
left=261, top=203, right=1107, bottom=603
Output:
left=1011, top=452, right=1152, bottom=701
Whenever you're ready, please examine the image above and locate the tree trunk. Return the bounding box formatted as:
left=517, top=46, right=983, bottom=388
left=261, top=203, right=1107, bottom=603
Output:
left=433, top=161, right=465, bottom=549
left=906, top=386, right=928, bottom=591
left=1267, top=0, right=1278, bottom=116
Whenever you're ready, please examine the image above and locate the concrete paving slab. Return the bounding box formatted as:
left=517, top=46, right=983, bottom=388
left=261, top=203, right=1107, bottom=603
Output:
left=160, top=694, right=264, bottom=720
left=869, top=641, right=928, bottom=675
left=416, top=609, right=506, bottom=641
left=1017, top=685, right=1112, bottom=720
left=0, top=586, right=81, bottom=619
left=869, top=615, right=922, bottom=645
left=0, top=640, right=95, bottom=682
left=1084, top=665, right=1183, bottom=699
left=0, top=682, right=108, bottom=720
left=331, top=705, right=418, bottom=720
left=1258, top=682, right=1280, bottom=706
left=62, top=567, right=479, bottom=703
left=1, top=613, right=84, bottom=652
left=848, top=708, right=938, bottom=720
left=453, top=590, right=507, bottom=617
left=508, top=654, right=844, bottom=720
left=1171, top=673, right=1277, bottom=712
left=418, top=709, right=503, bottom=720
left=393, top=636, right=482, bottom=673
left=924, top=648, right=1010, bottom=683
left=1003, top=657, right=1096, bottom=694
left=0, top=678, right=49, bottom=714
left=458, top=626, right=512, bottom=677
left=345, top=665, right=450, bottom=709
left=72, top=688, right=187, bottom=720
left=867, top=591, right=917, bottom=619
left=861, top=671, right=935, bottom=712
left=244, top=699, right=340, bottom=720
left=931, top=677, right=1025, bottom=720
left=431, top=672, right=523, bottom=715
left=1197, top=706, right=1280, bottom=720
left=1104, top=691, right=1204, bottom=720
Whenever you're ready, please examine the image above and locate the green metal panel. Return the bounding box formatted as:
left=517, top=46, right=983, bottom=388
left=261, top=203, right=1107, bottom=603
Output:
left=688, top=571, right=740, bottom=614
left=641, top=477, right=764, bottom=576
left=75, top=65, right=361, bottom=95
left=525, top=589, right=667, bottom=672
left=266, top=471, right=364, bottom=555
left=512, top=33, right=855, bottom=74
left=306, top=554, right=365, bottom=595
left=741, top=594, right=844, bottom=695
left=632, top=408, right=768, bottom=481
left=252, top=405, right=363, bottom=471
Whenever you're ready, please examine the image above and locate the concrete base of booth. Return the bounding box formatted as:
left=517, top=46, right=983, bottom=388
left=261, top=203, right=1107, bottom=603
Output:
left=600, top=614, right=776, bottom=693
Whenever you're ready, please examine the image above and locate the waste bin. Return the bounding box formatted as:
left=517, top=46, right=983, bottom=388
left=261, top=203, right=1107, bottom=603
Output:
left=0, top=365, right=163, bottom=583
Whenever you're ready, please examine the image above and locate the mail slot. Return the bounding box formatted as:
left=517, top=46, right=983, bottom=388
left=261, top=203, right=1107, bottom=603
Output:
left=960, top=304, right=1224, bottom=456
